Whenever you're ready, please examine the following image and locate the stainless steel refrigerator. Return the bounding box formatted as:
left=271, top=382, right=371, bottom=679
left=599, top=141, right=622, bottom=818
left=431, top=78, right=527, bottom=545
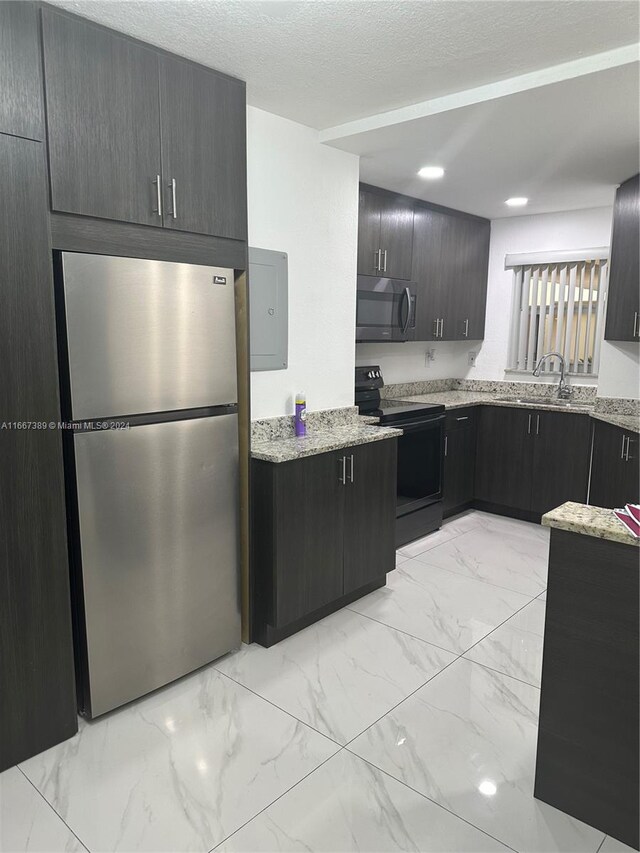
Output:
left=58, top=252, right=240, bottom=718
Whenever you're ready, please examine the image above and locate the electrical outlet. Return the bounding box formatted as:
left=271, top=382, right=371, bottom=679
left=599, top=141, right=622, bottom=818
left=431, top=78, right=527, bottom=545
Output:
left=468, top=351, right=477, bottom=366
left=425, top=348, right=435, bottom=366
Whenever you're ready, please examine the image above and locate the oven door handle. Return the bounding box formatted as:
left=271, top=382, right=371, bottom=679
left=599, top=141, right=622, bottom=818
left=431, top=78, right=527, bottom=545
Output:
left=400, top=287, right=411, bottom=334
left=394, top=414, right=445, bottom=432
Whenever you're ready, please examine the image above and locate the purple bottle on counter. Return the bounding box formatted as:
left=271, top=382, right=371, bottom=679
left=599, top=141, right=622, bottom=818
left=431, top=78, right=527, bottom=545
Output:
left=295, top=392, right=307, bottom=437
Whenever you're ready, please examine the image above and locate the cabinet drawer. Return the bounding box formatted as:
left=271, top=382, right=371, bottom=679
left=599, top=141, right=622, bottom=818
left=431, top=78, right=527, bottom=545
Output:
left=445, top=407, right=477, bottom=431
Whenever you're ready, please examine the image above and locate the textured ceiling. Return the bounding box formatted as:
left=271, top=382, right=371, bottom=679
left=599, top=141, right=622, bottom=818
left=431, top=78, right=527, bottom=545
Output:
left=345, top=63, right=639, bottom=219
left=51, top=0, right=638, bottom=129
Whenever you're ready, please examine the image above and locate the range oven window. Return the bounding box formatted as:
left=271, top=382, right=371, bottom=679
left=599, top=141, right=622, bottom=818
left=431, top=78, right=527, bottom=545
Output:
left=396, top=419, right=443, bottom=515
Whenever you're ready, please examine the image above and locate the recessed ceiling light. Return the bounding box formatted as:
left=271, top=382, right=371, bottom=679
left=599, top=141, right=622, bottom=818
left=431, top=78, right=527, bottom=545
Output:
left=418, top=166, right=445, bottom=180
left=478, top=779, right=497, bottom=797
left=505, top=197, right=528, bottom=207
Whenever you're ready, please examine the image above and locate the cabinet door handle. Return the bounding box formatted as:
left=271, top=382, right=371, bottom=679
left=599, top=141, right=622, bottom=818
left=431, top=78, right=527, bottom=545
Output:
left=528, top=414, right=532, bottom=435
left=440, top=318, right=444, bottom=338
left=382, top=250, right=388, bottom=273
left=348, top=454, right=354, bottom=483
left=444, top=435, right=448, bottom=457
left=374, top=250, right=380, bottom=272
left=456, top=416, right=469, bottom=422
left=621, top=435, right=626, bottom=459
left=536, top=414, right=540, bottom=435
left=338, top=456, right=346, bottom=484
left=169, top=177, right=177, bottom=219
left=634, top=312, right=639, bottom=338
left=153, top=174, right=162, bottom=217
left=463, top=318, right=469, bottom=338
left=433, top=319, right=439, bottom=338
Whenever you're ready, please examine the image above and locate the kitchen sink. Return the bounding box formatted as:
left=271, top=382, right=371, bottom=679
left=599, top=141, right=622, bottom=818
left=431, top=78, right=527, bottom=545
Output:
left=495, top=396, right=580, bottom=408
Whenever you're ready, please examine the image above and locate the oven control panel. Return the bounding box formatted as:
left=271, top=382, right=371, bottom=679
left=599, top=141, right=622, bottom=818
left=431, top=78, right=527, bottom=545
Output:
left=355, top=365, right=384, bottom=391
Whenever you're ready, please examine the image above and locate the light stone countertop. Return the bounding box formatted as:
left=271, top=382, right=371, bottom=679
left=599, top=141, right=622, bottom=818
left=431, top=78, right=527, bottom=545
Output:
left=542, top=501, right=640, bottom=547
left=396, top=391, right=640, bottom=431
left=252, top=423, right=402, bottom=463
left=396, top=390, right=596, bottom=414
left=590, top=411, right=640, bottom=433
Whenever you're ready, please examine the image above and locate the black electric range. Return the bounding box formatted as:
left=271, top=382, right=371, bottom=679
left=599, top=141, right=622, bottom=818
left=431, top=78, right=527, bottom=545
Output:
left=355, top=365, right=445, bottom=547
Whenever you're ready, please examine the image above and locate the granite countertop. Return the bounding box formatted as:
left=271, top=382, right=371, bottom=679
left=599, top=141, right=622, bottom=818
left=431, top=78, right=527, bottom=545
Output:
left=590, top=411, right=640, bottom=433
left=396, top=391, right=640, bottom=431
left=542, top=501, right=639, bottom=547
left=252, top=423, right=402, bottom=463
left=396, top=390, right=596, bottom=414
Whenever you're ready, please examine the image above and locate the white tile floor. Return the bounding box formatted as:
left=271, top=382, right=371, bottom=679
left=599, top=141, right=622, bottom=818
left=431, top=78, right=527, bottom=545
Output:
left=1, top=510, right=635, bottom=853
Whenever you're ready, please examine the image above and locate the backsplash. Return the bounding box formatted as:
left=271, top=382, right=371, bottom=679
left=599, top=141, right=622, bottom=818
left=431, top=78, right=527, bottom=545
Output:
left=382, top=378, right=598, bottom=404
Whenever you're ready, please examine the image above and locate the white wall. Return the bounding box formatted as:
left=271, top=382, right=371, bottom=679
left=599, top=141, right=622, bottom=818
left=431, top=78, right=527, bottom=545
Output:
left=476, top=206, right=614, bottom=385
left=358, top=205, right=639, bottom=400
left=247, top=107, right=359, bottom=419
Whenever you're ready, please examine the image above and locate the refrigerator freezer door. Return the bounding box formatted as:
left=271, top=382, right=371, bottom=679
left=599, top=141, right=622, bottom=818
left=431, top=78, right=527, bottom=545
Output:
left=61, top=253, right=237, bottom=420
left=73, top=415, right=240, bottom=717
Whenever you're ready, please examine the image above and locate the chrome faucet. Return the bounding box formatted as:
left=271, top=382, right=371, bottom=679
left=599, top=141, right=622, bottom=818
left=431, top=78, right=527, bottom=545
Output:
left=533, top=352, right=572, bottom=399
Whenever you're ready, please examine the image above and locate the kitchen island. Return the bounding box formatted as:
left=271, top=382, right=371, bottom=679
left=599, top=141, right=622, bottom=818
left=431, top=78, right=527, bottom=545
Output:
left=535, top=502, right=639, bottom=850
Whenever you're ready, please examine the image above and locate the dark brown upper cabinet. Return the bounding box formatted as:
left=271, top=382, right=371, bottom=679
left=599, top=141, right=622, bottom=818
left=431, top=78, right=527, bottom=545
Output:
left=357, top=186, right=414, bottom=280
left=41, top=7, right=247, bottom=240
left=42, top=8, right=163, bottom=227
left=158, top=56, right=247, bottom=241
left=0, top=2, right=44, bottom=140
left=411, top=206, right=448, bottom=340
left=412, top=206, right=490, bottom=342
left=448, top=216, right=491, bottom=341
left=604, top=174, right=640, bottom=342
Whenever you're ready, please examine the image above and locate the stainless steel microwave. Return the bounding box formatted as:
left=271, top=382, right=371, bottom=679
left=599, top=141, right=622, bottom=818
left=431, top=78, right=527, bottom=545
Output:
left=356, top=276, right=417, bottom=342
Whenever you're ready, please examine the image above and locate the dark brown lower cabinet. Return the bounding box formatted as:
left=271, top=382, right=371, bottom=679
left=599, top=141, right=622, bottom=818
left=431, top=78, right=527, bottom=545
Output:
left=475, top=406, right=591, bottom=517
left=251, top=438, right=397, bottom=646
left=530, top=410, right=592, bottom=515
left=475, top=406, right=534, bottom=512
left=535, top=529, right=639, bottom=849
left=443, top=408, right=477, bottom=517
left=0, top=133, right=77, bottom=771
left=589, top=419, right=639, bottom=508
left=343, top=441, right=397, bottom=594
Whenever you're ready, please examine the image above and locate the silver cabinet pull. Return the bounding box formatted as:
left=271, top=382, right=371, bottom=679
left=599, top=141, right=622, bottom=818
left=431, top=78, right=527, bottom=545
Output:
left=624, top=435, right=630, bottom=461
left=433, top=319, right=439, bottom=338
left=621, top=435, right=626, bottom=459
left=463, top=318, right=469, bottom=338
left=338, top=456, right=346, bottom=484
left=634, top=312, right=639, bottom=337
left=439, top=318, right=444, bottom=338
left=153, top=175, right=162, bottom=216
left=536, top=414, right=540, bottom=435
left=456, top=416, right=469, bottom=422
left=348, top=454, right=354, bottom=483
left=169, top=177, right=177, bottom=219
left=382, top=250, right=388, bottom=273
left=528, top=414, right=532, bottom=435
left=374, top=249, right=380, bottom=272
left=444, top=435, right=448, bottom=457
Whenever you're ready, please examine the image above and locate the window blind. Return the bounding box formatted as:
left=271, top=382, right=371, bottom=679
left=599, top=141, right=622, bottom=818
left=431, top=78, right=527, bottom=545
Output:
left=507, top=258, right=608, bottom=375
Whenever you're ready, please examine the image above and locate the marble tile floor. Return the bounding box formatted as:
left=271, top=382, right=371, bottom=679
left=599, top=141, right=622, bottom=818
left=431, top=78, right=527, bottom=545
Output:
left=1, top=511, right=629, bottom=853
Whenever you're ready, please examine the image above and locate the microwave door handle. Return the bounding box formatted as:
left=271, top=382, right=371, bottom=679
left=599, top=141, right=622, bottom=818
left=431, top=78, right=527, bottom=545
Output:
left=401, top=287, right=411, bottom=333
